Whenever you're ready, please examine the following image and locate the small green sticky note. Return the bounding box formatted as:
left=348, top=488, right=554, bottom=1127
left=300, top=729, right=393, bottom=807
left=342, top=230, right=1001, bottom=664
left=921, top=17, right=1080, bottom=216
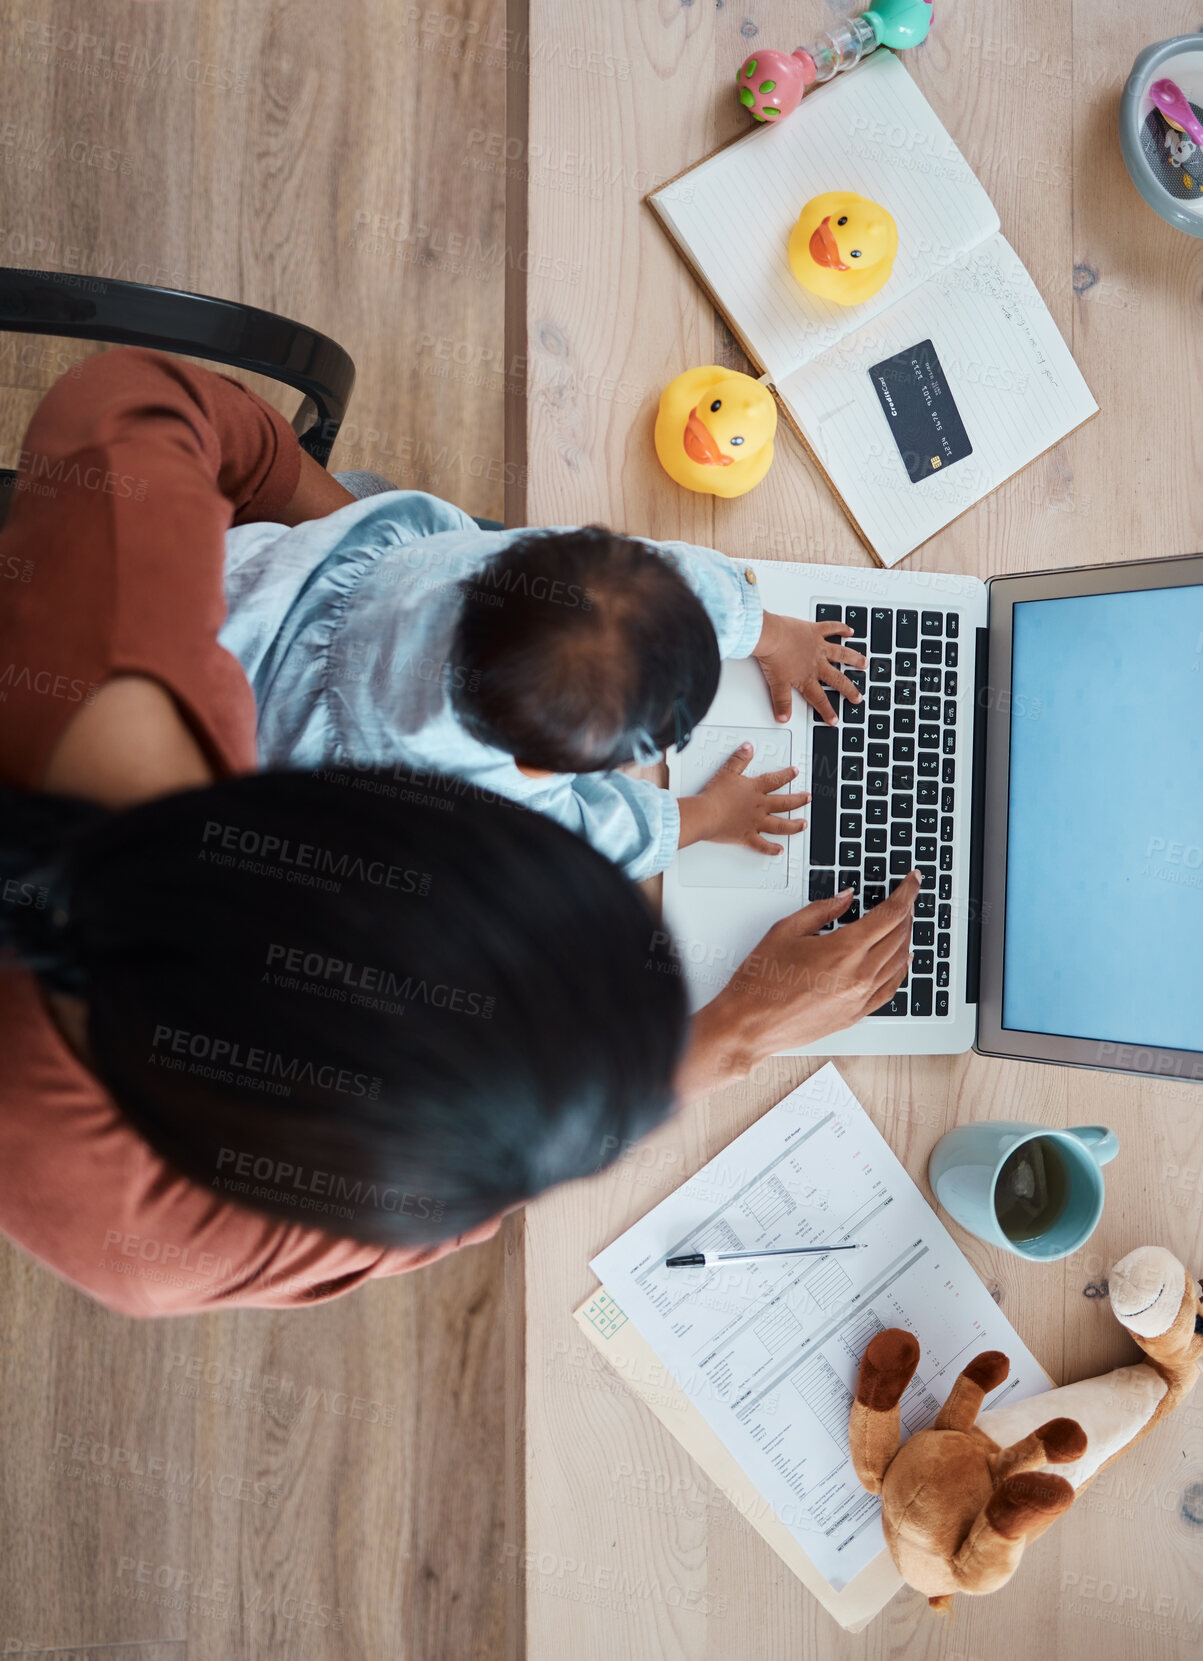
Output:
left=759, top=80, right=776, bottom=93
left=583, top=1292, right=628, bottom=1339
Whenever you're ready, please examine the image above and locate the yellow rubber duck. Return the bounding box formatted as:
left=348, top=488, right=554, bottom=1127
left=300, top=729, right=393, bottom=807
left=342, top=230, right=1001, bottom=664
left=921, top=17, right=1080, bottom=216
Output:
left=788, top=191, right=898, bottom=306
left=653, top=367, right=776, bottom=498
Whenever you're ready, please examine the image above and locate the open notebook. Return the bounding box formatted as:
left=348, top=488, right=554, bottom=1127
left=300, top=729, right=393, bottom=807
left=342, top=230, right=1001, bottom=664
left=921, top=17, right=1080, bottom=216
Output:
left=649, top=51, right=1097, bottom=567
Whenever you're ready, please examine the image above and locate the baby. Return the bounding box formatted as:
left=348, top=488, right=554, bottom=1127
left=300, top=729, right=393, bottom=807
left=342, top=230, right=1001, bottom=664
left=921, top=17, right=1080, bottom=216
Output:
left=221, top=488, right=863, bottom=881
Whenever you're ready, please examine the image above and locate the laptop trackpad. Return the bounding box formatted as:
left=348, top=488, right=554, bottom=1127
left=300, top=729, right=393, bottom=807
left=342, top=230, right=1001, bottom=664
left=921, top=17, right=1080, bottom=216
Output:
left=676, top=725, right=794, bottom=891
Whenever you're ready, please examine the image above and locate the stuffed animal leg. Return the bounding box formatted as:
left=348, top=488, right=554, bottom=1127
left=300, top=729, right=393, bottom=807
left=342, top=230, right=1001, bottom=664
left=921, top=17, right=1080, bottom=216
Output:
left=978, top=1245, right=1203, bottom=1490
left=848, top=1327, right=920, bottom=1495
left=849, top=1246, right=1203, bottom=1610
left=850, top=1335, right=1082, bottom=1604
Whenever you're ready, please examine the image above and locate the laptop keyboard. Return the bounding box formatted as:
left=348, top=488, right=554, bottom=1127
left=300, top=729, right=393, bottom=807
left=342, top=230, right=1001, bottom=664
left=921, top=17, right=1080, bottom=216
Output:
left=809, top=603, right=962, bottom=1018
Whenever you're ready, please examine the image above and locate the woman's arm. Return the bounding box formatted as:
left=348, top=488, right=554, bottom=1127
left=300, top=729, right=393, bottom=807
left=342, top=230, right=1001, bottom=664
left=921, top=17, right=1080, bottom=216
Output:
left=675, top=871, right=919, bottom=1101
left=41, top=675, right=213, bottom=804
left=0, top=348, right=316, bottom=790
left=279, top=450, right=356, bottom=524
left=37, top=455, right=352, bottom=801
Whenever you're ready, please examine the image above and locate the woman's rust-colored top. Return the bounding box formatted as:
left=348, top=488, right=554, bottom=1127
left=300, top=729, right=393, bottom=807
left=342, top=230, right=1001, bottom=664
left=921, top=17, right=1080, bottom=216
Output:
left=0, top=348, right=496, bottom=1316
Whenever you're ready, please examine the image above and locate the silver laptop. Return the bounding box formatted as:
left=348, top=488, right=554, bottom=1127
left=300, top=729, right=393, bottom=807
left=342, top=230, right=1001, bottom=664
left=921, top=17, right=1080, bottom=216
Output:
left=664, top=552, right=1203, bottom=1084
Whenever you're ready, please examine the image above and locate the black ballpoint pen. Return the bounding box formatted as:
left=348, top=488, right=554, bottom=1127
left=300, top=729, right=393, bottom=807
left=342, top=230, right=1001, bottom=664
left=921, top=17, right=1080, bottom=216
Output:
left=665, top=1243, right=869, bottom=1268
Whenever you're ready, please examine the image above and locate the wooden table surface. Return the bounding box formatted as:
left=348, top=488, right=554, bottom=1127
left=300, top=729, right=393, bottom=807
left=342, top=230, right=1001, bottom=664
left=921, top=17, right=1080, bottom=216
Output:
left=508, top=3, right=1203, bottom=1657
left=0, top=4, right=510, bottom=1658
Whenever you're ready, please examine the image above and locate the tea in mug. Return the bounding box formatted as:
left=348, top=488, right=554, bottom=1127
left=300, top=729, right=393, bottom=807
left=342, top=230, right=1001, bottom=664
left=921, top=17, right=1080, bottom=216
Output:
left=994, top=1138, right=1069, bottom=1244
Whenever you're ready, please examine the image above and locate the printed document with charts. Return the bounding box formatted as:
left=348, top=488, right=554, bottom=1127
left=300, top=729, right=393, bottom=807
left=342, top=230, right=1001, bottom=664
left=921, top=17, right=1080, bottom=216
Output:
left=581, top=1065, right=1051, bottom=1627
left=648, top=51, right=1096, bottom=566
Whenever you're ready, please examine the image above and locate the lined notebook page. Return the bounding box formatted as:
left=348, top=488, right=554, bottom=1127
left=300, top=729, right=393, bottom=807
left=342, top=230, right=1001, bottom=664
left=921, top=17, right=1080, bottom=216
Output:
left=777, top=234, right=1098, bottom=567
left=651, top=52, right=998, bottom=381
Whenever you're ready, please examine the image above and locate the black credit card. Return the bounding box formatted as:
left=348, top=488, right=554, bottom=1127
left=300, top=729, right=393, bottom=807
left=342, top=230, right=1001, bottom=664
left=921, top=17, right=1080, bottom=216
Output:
left=868, top=339, right=972, bottom=483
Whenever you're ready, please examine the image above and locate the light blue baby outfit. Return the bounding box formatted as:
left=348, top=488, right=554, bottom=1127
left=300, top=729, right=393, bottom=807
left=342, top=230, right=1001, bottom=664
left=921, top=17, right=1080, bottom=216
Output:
left=220, top=490, right=762, bottom=881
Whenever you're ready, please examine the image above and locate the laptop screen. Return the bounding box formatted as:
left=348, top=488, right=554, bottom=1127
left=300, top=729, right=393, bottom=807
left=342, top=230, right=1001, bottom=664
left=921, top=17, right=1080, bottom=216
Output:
left=1003, top=583, right=1203, bottom=1051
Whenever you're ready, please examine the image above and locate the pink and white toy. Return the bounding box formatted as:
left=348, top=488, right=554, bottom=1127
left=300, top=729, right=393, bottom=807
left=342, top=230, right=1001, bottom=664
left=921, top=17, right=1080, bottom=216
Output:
left=737, top=1, right=934, bottom=124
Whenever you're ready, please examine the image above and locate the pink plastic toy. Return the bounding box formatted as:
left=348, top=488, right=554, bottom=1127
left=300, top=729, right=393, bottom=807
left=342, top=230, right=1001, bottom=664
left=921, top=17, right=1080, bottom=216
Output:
left=1149, top=76, right=1203, bottom=148
left=738, top=0, right=934, bottom=124
left=737, top=48, right=818, bottom=122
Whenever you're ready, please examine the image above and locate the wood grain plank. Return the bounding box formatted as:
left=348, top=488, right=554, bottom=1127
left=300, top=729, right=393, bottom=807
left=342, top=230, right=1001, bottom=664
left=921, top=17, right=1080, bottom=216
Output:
left=0, top=2, right=508, bottom=1658
left=518, top=1, right=1203, bottom=1657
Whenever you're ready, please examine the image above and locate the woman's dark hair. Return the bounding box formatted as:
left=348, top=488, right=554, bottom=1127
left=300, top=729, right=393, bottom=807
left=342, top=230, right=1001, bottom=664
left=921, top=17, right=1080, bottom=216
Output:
left=0, top=772, right=688, bottom=1246
left=450, top=527, right=721, bottom=772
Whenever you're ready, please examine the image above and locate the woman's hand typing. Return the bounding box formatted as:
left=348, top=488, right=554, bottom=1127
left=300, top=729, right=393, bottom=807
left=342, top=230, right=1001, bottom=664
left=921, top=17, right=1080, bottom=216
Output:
left=677, top=871, right=920, bottom=1101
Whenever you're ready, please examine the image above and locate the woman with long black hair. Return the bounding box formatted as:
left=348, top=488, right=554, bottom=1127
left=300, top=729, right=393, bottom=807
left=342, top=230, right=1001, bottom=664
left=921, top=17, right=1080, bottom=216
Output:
left=0, top=349, right=916, bottom=1316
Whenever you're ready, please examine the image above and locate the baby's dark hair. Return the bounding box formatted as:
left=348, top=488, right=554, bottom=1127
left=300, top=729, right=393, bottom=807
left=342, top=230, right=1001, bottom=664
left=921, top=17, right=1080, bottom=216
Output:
left=451, top=528, right=721, bottom=773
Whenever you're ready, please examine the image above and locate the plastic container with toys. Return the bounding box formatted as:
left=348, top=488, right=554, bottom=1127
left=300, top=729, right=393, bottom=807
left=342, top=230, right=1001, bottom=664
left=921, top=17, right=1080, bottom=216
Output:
left=1120, top=32, right=1203, bottom=236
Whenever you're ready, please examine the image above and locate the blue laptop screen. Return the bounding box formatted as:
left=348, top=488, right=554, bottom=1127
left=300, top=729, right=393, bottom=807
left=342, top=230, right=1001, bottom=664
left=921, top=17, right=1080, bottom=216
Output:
left=1003, top=584, right=1203, bottom=1052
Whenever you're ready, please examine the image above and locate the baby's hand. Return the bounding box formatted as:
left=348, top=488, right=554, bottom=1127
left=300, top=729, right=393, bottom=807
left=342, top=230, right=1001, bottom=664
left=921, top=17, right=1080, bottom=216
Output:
left=754, top=613, right=866, bottom=727
left=678, top=743, right=809, bottom=856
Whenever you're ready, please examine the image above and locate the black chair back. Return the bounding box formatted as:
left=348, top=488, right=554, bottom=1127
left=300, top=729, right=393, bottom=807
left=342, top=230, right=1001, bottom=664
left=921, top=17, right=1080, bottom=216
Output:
left=0, top=268, right=355, bottom=525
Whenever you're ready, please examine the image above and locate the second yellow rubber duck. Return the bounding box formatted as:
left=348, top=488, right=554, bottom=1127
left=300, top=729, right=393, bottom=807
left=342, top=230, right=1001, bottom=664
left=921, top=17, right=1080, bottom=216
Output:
left=653, top=367, right=776, bottom=498
left=789, top=191, right=898, bottom=306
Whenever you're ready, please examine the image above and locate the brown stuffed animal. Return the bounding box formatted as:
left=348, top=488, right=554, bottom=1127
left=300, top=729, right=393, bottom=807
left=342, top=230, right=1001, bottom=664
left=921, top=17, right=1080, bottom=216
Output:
left=848, top=1246, right=1203, bottom=1610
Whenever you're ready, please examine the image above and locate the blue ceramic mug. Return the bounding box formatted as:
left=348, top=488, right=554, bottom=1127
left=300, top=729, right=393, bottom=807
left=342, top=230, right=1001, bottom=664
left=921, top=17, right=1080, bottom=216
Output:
left=928, top=1122, right=1119, bottom=1262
